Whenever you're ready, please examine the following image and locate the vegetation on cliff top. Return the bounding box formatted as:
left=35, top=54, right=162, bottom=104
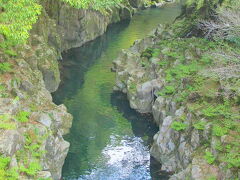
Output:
left=141, top=34, right=239, bottom=177
left=0, top=0, right=125, bottom=50
left=144, top=0, right=239, bottom=175
left=136, top=0, right=240, bottom=176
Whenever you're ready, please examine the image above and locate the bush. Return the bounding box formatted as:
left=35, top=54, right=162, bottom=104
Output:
left=15, top=111, right=30, bottom=123
left=193, top=121, right=206, bottom=130
left=0, top=0, right=123, bottom=47
left=0, top=114, right=16, bottom=130
left=204, top=151, right=215, bottom=164
left=158, top=85, right=176, bottom=96
left=223, top=151, right=240, bottom=168
left=212, top=125, right=228, bottom=137
left=20, top=161, right=41, bottom=176
left=171, top=121, right=188, bottom=131
left=0, top=62, right=12, bottom=73
left=0, top=155, right=19, bottom=180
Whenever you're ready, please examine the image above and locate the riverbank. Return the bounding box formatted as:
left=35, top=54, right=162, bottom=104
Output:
left=113, top=7, right=240, bottom=179
left=52, top=5, right=181, bottom=179
left=0, top=0, right=151, bottom=179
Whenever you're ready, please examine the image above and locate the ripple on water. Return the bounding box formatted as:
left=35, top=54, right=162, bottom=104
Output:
left=80, top=136, right=151, bottom=180
left=53, top=4, right=182, bottom=180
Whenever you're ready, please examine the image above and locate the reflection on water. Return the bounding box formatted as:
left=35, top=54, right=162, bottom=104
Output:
left=52, top=4, right=181, bottom=180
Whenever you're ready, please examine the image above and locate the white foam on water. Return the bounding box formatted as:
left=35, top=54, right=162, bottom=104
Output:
left=79, top=135, right=151, bottom=180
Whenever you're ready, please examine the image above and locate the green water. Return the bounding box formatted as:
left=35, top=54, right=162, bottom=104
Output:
left=53, top=4, right=181, bottom=180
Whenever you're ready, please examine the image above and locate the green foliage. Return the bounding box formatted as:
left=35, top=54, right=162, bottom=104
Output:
left=199, top=54, right=212, bottom=65
left=204, top=151, right=215, bottom=164
left=151, top=48, right=161, bottom=57
left=4, top=49, right=17, bottom=57
left=165, top=63, right=199, bottom=82
left=153, top=37, right=239, bottom=172
left=0, top=114, right=16, bottom=130
left=38, top=178, right=52, bottom=180
left=16, top=129, right=49, bottom=178
left=141, top=48, right=153, bottom=58
left=193, top=121, right=206, bottom=130
left=201, top=102, right=231, bottom=119
left=0, top=155, right=10, bottom=169
left=129, top=82, right=137, bottom=92
left=212, top=125, right=228, bottom=137
left=186, top=0, right=221, bottom=10
left=0, top=0, right=123, bottom=48
left=223, top=151, right=240, bottom=168
left=157, top=59, right=168, bottom=68
left=207, top=176, right=217, bottom=180
left=227, top=36, right=240, bottom=47
left=185, top=0, right=240, bottom=11
left=171, top=121, right=188, bottom=131
left=0, top=83, right=8, bottom=98
left=0, top=123, right=15, bottom=130
left=158, top=85, right=176, bottom=96
left=0, top=0, right=42, bottom=46
left=0, top=155, right=19, bottom=180
left=0, top=62, right=12, bottom=73
left=61, top=0, right=122, bottom=10
left=15, top=111, right=30, bottom=123
left=20, top=161, right=41, bottom=176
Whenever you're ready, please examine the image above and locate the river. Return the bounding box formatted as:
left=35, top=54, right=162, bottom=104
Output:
left=52, top=4, right=181, bottom=180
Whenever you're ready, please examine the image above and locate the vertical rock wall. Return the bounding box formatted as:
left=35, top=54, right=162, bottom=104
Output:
left=0, top=0, right=147, bottom=179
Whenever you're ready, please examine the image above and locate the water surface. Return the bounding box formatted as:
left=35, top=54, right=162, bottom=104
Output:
left=53, top=4, right=181, bottom=180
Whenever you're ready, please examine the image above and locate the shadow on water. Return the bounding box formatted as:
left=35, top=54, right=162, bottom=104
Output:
left=111, top=91, right=158, bottom=139
left=52, top=4, right=182, bottom=180
left=53, top=20, right=130, bottom=105
left=111, top=92, right=171, bottom=180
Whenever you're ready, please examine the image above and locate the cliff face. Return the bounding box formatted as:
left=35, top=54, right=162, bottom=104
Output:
left=0, top=1, right=146, bottom=179
left=32, top=0, right=144, bottom=93
left=113, top=24, right=240, bottom=179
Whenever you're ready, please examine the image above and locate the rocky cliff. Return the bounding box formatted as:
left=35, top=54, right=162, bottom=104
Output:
left=113, top=24, right=240, bottom=179
left=0, top=0, right=147, bottom=179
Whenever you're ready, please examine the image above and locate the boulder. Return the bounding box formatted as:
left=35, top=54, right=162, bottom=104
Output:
left=0, top=130, right=25, bottom=156
left=43, top=134, right=70, bottom=180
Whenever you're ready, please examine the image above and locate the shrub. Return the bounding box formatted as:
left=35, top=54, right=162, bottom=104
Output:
left=0, top=155, right=19, bottom=180
left=212, top=125, right=228, bottom=137
left=171, top=121, right=188, bottom=131
left=152, top=48, right=161, bottom=57
left=141, top=48, right=153, bottom=58
left=0, top=0, right=42, bottom=46
left=0, top=62, right=12, bottom=73
left=193, top=121, right=206, bottom=130
left=20, top=161, right=41, bottom=176
left=0, top=0, right=123, bottom=47
left=201, top=103, right=231, bottom=119
left=223, top=151, right=240, bottom=168
left=204, top=151, right=215, bottom=164
left=158, top=85, right=176, bottom=96
left=15, top=111, right=30, bottom=123
left=0, top=114, right=16, bottom=130
left=4, top=49, right=17, bottom=57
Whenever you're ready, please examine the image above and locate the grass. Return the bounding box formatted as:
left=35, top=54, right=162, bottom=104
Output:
left=0, top=114, right=16, bottom=130
left=15, top=111, right=30, bottom=123
left=171, top=121, right=188, bottom=131
left=0, top=155, right=19, bottom=180
left=143, top=37, right=240, bottom=171
left=204, top=151, right=215, bottom=164
left=0, top=62, right=12, bottom=73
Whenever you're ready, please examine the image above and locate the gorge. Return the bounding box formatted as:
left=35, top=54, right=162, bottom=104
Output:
left=0, top=0, right=239, bottom=180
